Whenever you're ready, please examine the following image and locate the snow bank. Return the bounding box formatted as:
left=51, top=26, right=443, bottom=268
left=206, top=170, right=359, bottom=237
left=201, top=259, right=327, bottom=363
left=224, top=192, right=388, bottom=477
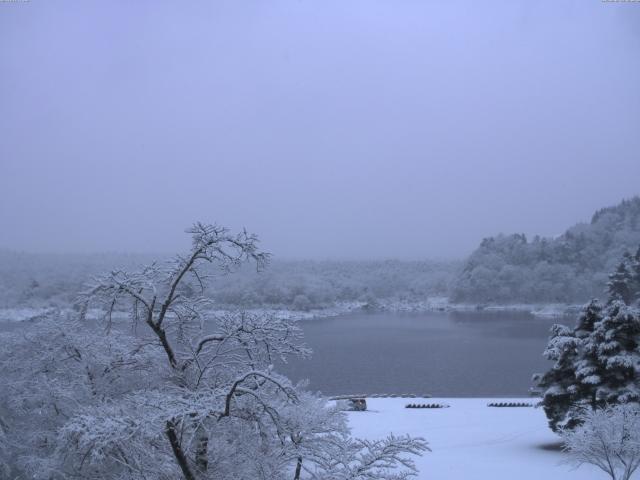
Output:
left=346, top=397, right=601, bottom=479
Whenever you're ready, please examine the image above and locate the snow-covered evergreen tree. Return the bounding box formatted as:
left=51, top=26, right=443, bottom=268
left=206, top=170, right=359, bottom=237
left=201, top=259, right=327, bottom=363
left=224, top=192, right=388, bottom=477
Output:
left=534, top=323, right=582, bottom=431
left=573, top=300, right=607, bottom=409
left=630, top=246, right=640, bottom=304
left=536, top=249, right=640, bottom=432
left=607, top=261, right=634, bottom=305
left=535, top=300, right=607, bottom=431
left=587, top=301, right=640, bottom=404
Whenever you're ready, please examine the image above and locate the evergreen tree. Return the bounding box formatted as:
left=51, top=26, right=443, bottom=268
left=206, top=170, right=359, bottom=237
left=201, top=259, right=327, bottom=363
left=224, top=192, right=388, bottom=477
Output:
left=588, top=301, right=640, bottom=404
left=537, top=253, right=640, bottom=433
left=607, top=261, right=633, bottom=305
left=573, top=300, right=606, bottom=408
left=536, top=302, right=602, bottom=432
left=535, top=324, right=582, bottom=431
left=631, top=245, right=640, bottom=304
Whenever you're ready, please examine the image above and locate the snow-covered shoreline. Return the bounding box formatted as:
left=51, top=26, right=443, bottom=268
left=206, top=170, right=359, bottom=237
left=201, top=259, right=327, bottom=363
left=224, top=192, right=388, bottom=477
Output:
left=0, top=298, right=582, bottom=324
left=210, top=297, right=582, bottom=320
left=243, top=298, right=582, bottom=320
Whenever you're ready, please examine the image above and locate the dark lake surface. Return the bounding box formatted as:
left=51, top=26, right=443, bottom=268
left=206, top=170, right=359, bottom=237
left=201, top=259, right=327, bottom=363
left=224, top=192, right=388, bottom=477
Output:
left=0, top=309, right=568, bottom=398
left=278, top=311, right=566, bottom=397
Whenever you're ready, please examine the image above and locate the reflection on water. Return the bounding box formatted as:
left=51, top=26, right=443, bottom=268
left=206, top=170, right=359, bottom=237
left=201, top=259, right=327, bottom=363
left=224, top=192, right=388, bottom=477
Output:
left=278, top=311, right=569, bottom=397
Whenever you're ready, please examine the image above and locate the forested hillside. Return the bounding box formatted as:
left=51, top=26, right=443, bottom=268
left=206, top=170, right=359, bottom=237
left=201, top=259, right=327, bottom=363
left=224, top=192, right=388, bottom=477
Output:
left=451, top=197, right=640, bottom=304
left=0, top=251, right=457, bottom=311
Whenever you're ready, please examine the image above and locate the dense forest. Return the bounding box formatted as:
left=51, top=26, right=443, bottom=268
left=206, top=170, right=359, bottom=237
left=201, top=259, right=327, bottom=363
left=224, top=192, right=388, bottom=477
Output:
left=451, top=197, right=640, bottom=304
left=0, top=252, right=457, bottom=311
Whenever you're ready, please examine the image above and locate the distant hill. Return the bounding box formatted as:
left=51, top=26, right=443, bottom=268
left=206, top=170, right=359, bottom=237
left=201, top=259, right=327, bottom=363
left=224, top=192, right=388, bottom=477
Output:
left=0, top=250, right=459, bottom=311
left=451, top=197, right=640, bottom=304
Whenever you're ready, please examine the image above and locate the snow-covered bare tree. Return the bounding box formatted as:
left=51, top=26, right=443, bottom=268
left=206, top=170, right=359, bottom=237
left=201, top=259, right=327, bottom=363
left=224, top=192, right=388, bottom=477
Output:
left=562, top=403, right=640, bottom=480
left=0, top=223, right=427, bottom=480
left=78, top=222, right=272, bottom=371
left=307, top=433, right=429, bottom=480
left=278, top=392, right=430, bottom=480
left=69, top=224, right=322, bottom=479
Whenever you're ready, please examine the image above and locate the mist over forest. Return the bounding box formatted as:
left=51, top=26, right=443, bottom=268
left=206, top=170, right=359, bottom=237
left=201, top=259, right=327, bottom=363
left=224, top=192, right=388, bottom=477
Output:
left=3, top=197, right=639, bottom=313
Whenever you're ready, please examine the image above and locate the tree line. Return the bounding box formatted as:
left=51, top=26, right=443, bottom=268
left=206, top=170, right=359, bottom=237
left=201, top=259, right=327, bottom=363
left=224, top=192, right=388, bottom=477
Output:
left=0, top=251, right=458, bottom=311
left=452, top=197, right=640, bottom=304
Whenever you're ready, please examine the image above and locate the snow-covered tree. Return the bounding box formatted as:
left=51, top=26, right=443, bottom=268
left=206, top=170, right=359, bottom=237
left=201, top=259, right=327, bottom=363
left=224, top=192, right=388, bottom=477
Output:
left=277, top=392, right=429, bottom=480
left=608, top=261, right=634, bottom=306
left=0, top=311, right=158, bottom=477
left=308, top=433, right=429, bottom=480
left=587, top=302, right=640, bottom=405
left=630, top=246, right=640, bottom=305
left=536, top=250, right=640, bottom=432
left=534, top=323, right=582, bottom=431
left=562, top=403, right=640, bottom=480
left=0, top=223, right=428, bottom=480
left=534, top=300, right=611, bottom=431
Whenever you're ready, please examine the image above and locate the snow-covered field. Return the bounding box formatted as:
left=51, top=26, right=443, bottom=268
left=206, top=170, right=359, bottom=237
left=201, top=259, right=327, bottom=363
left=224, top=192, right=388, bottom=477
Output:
left=346, top=398, right=602, bottom=480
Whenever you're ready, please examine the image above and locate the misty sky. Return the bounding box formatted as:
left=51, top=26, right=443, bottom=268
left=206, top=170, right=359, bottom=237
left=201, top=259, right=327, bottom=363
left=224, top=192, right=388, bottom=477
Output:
left=1, top=1, right=639, bottom=259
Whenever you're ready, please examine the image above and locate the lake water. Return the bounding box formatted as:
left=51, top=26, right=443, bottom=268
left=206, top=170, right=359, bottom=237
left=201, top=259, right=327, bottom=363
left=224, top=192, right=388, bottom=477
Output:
left=278, top=311, right=565, bottom=397
left=0, top=309, right=567, bottom=398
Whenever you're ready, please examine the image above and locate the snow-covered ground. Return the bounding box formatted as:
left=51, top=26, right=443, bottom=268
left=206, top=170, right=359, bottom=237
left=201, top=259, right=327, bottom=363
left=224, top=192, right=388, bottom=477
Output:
left=346, top=397, right=601, bottom=480
left=375, top=298, right=581, bottom=318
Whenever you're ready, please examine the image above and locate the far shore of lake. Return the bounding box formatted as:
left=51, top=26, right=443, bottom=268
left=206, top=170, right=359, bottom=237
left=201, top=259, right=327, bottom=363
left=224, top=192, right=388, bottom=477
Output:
left=0, top=298, right=583, bottom=325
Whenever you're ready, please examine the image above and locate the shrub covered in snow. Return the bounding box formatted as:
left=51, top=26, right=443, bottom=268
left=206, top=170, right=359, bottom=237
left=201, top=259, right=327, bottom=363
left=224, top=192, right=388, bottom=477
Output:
left=562, top=403, right=640, bottom=480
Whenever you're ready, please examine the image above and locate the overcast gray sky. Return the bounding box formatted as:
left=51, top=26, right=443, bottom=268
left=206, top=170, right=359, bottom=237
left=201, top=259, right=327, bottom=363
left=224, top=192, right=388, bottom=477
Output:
left=1, top=0, right=639, bottom=259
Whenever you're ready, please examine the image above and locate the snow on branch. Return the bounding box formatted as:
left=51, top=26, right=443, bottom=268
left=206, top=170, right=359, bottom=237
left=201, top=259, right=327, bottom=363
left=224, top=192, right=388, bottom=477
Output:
left=77, top=223, right=271, bottom=371
left=562, top=403, right=640, bottom=480
left=308, top=433, right=430, bottom=480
